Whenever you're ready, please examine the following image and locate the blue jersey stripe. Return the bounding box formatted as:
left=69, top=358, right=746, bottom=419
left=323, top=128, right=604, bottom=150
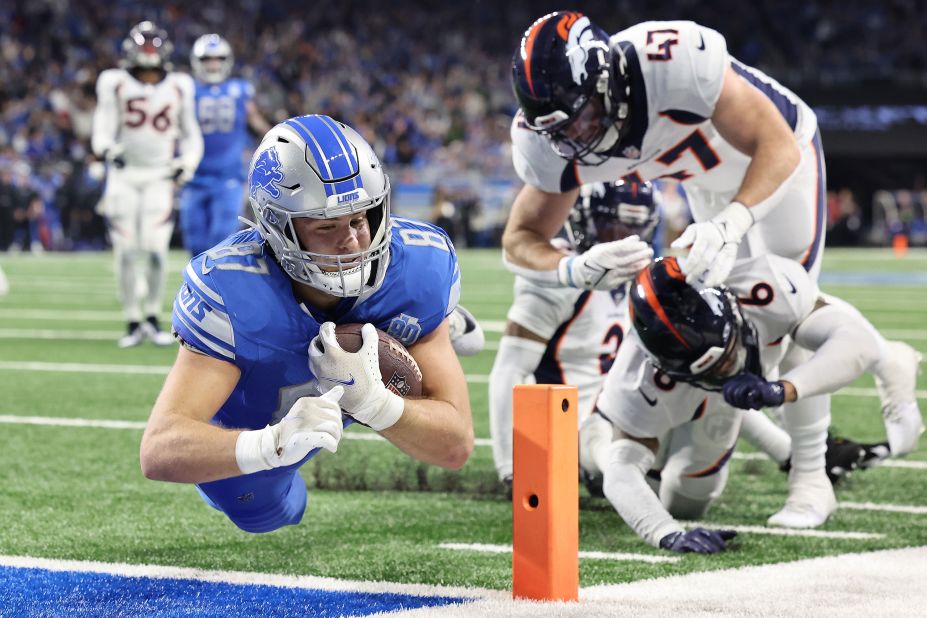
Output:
left=801, top=131, right=826, bottom=272
left=731, top=62, right=798, bottom=130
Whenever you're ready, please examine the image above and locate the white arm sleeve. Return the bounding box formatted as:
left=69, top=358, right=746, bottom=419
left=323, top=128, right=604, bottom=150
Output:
left=91, top=71, right=119, bottom=158
left=175, top=74, right=204, bottom=173
left=602, top=439, right=684, bottom=547
left=783, top=302, right=880, bottom=399
left=488, top=335, right=548, bottom=481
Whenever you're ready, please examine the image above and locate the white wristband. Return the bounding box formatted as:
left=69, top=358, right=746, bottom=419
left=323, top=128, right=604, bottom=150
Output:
left=369, top=391, right=406, bottom=432
left=235, top=428, right=273, bottom=475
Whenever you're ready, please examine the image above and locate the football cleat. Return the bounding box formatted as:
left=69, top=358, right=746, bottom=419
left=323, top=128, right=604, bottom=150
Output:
left=502, top=475, right=513, bottom=501
left=144, top=317, right=176, bottom=346
left=875, top=341, right=924, bottom=456
left=823, top=434, right=866, bottom=484
left=768, top=468, right=836, bottom=528
left=118, top=323, right=146, bottom=348
left=859, top=441, right=892, bottom=469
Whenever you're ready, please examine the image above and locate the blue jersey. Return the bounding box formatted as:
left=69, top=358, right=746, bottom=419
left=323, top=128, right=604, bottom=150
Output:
left=192, top=78, right=253, bottom=180
left=171, top=217, right=460, bottom=431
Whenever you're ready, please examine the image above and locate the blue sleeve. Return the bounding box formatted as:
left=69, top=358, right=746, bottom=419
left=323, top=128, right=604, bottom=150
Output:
left=172, top=257, right=237, bottom=361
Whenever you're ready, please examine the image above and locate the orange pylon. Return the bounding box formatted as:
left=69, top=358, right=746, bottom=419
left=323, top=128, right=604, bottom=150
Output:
left=512, top=384, right=579, bottom=601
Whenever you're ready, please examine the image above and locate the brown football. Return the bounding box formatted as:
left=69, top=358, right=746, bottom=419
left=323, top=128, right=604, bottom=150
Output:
left=333, top=323, right=423, bottom=397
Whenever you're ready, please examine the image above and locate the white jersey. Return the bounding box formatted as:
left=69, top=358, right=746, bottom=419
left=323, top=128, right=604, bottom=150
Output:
left=508, top=277, right=630, bottom=417
left=512, top=21, right=826, bottom=275
left=92, top=68, right=203, bottom=175
left=596, top=253, right=816, bottom=440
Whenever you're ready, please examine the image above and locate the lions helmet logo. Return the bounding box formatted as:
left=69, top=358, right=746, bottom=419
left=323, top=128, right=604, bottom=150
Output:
left=249, top=147, right=284, bottom=200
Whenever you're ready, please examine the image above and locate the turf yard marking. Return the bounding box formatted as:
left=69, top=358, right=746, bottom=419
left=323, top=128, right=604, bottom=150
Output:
left=437, top=543, right=680, bottom=564
left=3, top=414, right=927, bottom=471
left=683, top=522, right=884, bottom=540
left=0, top=328, right=122, bottom=340
left=838, top=501, right=927, bottom=515
left=0, top=555, right=496, bottom=616
left=0, top=308, right=125, bottom=321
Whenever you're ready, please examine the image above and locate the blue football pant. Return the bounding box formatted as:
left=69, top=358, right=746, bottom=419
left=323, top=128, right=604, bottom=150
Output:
left=180, top=178, right=245, bottom=256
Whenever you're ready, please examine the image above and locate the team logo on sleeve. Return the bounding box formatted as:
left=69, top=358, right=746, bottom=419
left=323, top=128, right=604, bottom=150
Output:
left=249, top=147, right=284, bottom=199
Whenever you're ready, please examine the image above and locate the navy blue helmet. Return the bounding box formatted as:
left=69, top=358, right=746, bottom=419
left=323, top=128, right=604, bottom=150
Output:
left=629, top=257, right=757, bottom=390
left=511, top=11, right=630, bottom=165
left=567, top=180, right=660, bottom=252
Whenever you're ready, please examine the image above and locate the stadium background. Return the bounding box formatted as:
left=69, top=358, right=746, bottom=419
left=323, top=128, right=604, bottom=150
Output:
left=1, top=1, right=926, bottom=616
left=2, top=0, right=927, bottom=253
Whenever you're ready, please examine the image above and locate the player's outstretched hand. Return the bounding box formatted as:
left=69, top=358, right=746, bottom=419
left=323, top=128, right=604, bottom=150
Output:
left=723, top=373, right=786, bottom=410
left=309, top=322, right=404, bottom=431
left=671, top=202, right=753, bottom=287
left=558, top=235, right=653, bottom=290
left=235, top=386, right=344, bottom=474
left=660, top=528, right=737, bottom=554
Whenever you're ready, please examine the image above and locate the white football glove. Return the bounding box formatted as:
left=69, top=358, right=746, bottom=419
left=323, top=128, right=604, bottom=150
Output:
left=671, top=202, right=753, bottom=288
left=170, top=159, right=196, bottom=185
left=309, top=322, right=405, bottom=432
left=235, top=386, right=344, bottom=474
left=557, top=235, right=653, bottom=290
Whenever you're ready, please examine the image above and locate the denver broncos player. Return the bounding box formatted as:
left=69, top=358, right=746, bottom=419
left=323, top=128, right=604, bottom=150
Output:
left=139, top=115, right=473, bottom=533
left=92, top=21, right=203, bottom=347
left=597, top=255, right=884, bottom=552
left=505, top=10, right=922, bottom=522
left=180, top=33, right=270, bottom=256
left=489, top=180, right=659, bottom=487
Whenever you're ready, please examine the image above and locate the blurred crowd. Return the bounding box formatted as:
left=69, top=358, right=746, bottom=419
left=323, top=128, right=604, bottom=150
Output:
left=2, top=0, right=927, bottom=251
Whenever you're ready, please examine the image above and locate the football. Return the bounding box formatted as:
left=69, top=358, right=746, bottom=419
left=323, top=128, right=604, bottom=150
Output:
left=333, top=323, right=423, bottom=397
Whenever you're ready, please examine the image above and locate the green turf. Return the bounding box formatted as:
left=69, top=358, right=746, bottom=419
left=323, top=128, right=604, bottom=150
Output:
left=0, top=247, right=925, bottom=590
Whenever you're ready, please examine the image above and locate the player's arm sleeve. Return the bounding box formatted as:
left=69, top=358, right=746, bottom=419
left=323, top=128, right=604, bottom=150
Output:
left=782, top=299, right=880, bottom=400
left=506, top=280, right=575, bottom=341
left=171, top=261, right=237, bottom=362
left=176, top=75, right=204, bottom=173
left=510, top=116, right=577, bottom=193
left=659, top=22, right=728, bottom=118
left=91, top=71, right=119, bottom=158
left=602, top=438, right=685, bottom=547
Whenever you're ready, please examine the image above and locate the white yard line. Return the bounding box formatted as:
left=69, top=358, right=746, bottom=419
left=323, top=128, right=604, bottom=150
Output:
left=0, top=554, right=501, bottom=600
left=838, top=501, right=927, bottom=515
left=0, top=308, right=126, bottom=321
left=0, top=328, right=122, bottom=340
left=437, top=543, right=680, bottom=564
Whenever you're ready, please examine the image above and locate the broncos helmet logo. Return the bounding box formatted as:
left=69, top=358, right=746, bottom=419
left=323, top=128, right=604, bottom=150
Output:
left=564, top=16, right=605, bottom=86
left=249, top=147, right=285, bottom=200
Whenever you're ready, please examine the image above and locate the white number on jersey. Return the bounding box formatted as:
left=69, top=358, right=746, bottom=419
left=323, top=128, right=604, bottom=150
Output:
left=198, top=96, right=236, bottom=134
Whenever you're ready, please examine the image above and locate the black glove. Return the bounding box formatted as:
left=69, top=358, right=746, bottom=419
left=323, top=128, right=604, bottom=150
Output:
left=660, top=528, right=737, bottom=554
left=722, top=373, right=785, bottom=409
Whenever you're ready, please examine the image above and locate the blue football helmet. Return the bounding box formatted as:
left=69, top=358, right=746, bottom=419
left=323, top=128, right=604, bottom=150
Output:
left=248, top=115, right=391, bottom=298
left=511, top=11, right=630, bottom=165
left=191, top=34, right=234, bottom=84
left=629, top=257, right=758, bottom=390
left=121, top=21, right=173, bottom=70
left=567, top=180, right=660, bottom=252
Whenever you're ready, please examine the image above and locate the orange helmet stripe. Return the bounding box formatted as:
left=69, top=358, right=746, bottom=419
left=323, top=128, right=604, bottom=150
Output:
left=637, top=268, right=691, bottom=350
left=522, top=19, right=547, bottom=97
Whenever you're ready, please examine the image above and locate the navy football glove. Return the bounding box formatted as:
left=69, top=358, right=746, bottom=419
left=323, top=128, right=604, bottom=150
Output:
left=722, top=373, right=786, bottom=410
left=659, top=528, right=737, bottom=554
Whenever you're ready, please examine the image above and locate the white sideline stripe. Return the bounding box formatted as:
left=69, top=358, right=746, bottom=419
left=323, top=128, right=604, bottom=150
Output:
left=437, top=543, right=679, bottom=564
left=0, top=361, right=170, bottom=375
left=839, top=501, right=927, bottom=515
left=3, top=414, right=927, bottom=471
left=8, top=363, right=927, bottom=401
left=0, top=415, right=147, bottom=430
left=0, top=328, right=121, bottom=340
left=683, top=522, right=884, bottom=540
left=731, top=450, right=927, bottom=470
left=0, top=554, right=501, bottom=600
left=0, top=308, right=125, bottom=321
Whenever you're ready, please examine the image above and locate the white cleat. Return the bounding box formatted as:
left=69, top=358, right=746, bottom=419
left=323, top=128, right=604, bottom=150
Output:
left=875, top=341, right=924, bottom=456
left=144, top=322, right=176, bottom=346
left=118, top=326, right=146, bottom=348
left=768, top=469, right=836, bottom=529
left=0, top=265, right=9, bottom=297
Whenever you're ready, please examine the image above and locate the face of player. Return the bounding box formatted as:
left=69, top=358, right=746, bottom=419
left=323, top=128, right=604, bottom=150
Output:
left=292, top=212, right=372, bottom=272
left=560, top=95, right=607, bottom=147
